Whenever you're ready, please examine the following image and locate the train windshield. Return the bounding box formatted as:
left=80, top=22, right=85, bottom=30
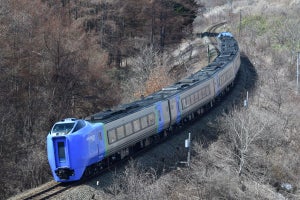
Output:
left=51, top=123, right=75, bottom=135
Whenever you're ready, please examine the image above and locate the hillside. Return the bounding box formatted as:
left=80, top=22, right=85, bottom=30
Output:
left=64, top=0, right=300, bottom=199
left=0, top=0, right=198, bottom=199
left=3, top=0, right=300, bottom=199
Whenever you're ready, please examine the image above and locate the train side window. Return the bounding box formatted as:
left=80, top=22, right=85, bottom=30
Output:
left=198, top=90, right=202, bottom=100
left=73, top=120, right=85, bottom=133
left=148, top=113, right=155, bottom=125
left=125, top=123, right=133, bottom=136
left=141, top=116, right=148, bottom=129
left=190, top=94, right=194, bottom=105
left=207, top=87, right=211, bottom=95
left=181, top=98, right=186, bottom=109
left=108, top=129, right=117, bottom=144
left=186, top=96, right=191, bottom=107
left=133, top=119, right=141, bottom=132
left=116, top=126, right=125, bottom=140
left=195, top=92, right=199, bottom=102
left=202, top=89, right=205, bottom=98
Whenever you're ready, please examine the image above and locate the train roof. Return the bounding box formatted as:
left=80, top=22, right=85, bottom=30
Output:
left=87, top=33, right=239, bottom=123
left=218, top=32, right=233, bottom=38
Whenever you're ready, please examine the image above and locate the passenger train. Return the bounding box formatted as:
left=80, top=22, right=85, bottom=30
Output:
left=47, top=32, right=241, bottom=182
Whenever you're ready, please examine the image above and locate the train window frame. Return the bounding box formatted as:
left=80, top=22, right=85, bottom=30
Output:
left=190, top=94, right=195, bottom=105
left=133, top=119, right=141, bottom=132
left=72, top=120, right=85, bottom=133
left=141, top=116, right=148, bottom=129
left=125, top=122, right=133, bottom=136
left=148, top=113, right=155, bottom=125
left=108, top=129, right=117, bottom=144
left=186, top=96, right=191, bottom=107
left=195, top=92, right=199, bottom=102
left=116, top=126, right=125, bottom=140
left=198, top=90, right=202, bottom=99
left=181, top=98, right=186, bottom=109
left=206, top=87, right=210, bottom=96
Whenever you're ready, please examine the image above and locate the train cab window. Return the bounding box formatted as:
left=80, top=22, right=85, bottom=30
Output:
left=108, top=129, right=117, bottom=144
left=125, top=123, right=133, bottom=136
left=58, top=142, right=66, bottom=163
left=52, top=123, right=75, bottom=135
left=116, top=126, right=125, bottom=140
left=148, top=113, right=155, bottom=125
left=133, top=119, right=141, bottom=132
left=141, top=116, right=148, bottom=129
left=73, top=120, right=85, bottom=133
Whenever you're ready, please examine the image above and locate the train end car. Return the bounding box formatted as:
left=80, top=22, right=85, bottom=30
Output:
left=47, top=118, right=106, bottom=182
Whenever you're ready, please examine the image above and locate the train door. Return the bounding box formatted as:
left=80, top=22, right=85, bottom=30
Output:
left=155, top=102, right=164, bottom=133
left=97, top=124, right=106, bottom=160
left=53, top=137, right=70, bottom=167
left=169, top=95, right=181, bottom=125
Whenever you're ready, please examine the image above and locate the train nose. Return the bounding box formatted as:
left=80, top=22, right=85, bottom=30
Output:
left=55, top=167, right=75, bottom=180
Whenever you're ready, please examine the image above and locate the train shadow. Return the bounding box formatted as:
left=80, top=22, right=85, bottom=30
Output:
left=196, top=32, right=219, bottom=38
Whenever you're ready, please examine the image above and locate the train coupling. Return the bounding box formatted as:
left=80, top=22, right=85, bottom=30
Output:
left=55, top=167, right=74, bottom=180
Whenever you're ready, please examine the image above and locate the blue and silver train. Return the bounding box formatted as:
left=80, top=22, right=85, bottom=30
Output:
left=47, top=32, right=241, bottom=182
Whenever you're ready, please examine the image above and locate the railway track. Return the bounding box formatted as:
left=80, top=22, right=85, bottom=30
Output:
left=202, top=21, right=227, bottom=61
left=14, top=182, right=72, bottom=200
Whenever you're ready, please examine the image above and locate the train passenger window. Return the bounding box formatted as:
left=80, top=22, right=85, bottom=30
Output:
left=203, top=88, right=207, bottom=97
left=125, top=123, right=133, bottom=136
left=186, top=96, right=191, bottom=107
left=195, top=92, right=199, bottom=102
left=141, top=116, right=148, bottom=129
left=190, top=94, right=194, bottom=105
left=116, top=126, right=125, bottom=140
left=108, top=129, right=117, bottom=144
left=148, top=113, right=155, bottom=125
left=181, top=98, right=186, bottom=109
left=133, top=119, right=141, bottom=132
left=207, top=87, right=210, bottom=95
left=198, top=91, right=202, bottom=100
left=193, top=93, right=197, bottom=103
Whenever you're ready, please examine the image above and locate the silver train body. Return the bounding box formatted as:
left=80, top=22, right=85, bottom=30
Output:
left=88, top=32, right=240, bottom=162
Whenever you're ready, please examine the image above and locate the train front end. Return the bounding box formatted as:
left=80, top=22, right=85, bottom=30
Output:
left=47, top=118, right=106, bottom=182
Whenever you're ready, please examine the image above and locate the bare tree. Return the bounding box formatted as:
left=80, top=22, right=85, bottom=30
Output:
left=219, top=107, right=268, bottom=176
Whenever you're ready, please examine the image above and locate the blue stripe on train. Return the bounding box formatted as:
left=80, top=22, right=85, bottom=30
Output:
left=97, top=123, right=106, bottom=159
left=156, top=102, right=164, bottom=133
